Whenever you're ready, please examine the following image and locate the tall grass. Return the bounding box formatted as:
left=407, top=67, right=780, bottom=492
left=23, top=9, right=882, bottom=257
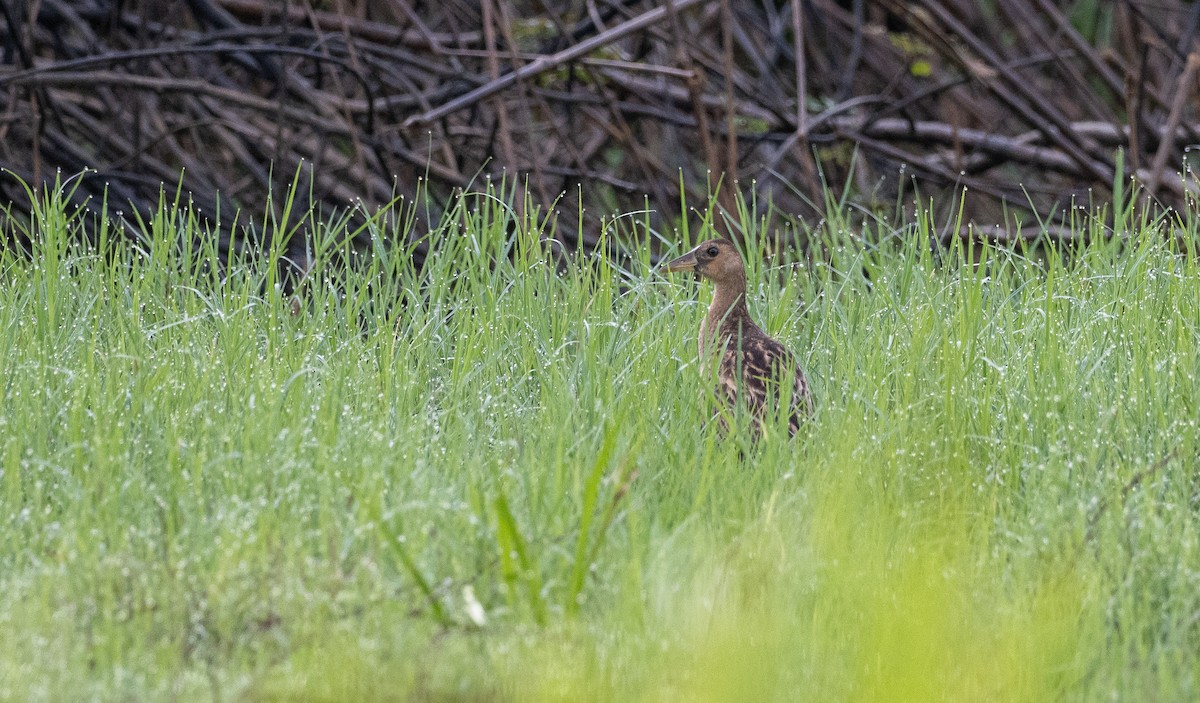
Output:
left=1, top=173, right=1199, bottom=702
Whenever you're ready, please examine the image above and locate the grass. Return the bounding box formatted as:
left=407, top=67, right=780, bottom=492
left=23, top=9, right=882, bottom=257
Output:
left=1, top=173, right=1200, bottom=701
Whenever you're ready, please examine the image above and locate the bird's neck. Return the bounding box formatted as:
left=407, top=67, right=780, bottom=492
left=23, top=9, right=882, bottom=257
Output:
left=700, top=277, right=752, bottom=354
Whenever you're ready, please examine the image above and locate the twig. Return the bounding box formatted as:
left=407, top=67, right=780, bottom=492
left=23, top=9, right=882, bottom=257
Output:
left=481, top=0, right=518, bottom=180
left=1145, top=52, right=1200, bottom=199
left=216, top=0, right=483, bottom=49
left=403, top=0, right=711, bottom=127
left=1085, top=448, right=1180, bottom=545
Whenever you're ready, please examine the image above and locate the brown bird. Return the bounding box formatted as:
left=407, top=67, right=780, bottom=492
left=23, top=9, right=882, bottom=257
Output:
left=665, top=238, right=812, bottom=436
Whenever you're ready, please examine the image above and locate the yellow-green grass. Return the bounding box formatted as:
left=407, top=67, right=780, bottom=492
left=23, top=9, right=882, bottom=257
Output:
left=1, top=176, right=1198, bottom=701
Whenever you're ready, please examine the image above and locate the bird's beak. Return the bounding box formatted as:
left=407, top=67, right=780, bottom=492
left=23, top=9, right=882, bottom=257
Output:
left=664, top=250, right=697, bottom=273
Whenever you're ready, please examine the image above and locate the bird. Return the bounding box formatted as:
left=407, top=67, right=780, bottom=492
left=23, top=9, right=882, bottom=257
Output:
left=665, top=238, right=812, bottom=437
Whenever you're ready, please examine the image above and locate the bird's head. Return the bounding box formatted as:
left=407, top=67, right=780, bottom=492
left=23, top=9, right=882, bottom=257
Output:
left=664, top=238, right=745, bottom=285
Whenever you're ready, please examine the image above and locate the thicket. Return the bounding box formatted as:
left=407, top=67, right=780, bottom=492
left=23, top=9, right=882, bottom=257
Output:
left=4, top=1, right=1200, bottom=260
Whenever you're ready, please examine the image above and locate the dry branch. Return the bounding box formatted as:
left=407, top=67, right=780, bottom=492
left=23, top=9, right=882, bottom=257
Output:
left=403, top=0, right=707, bottom=127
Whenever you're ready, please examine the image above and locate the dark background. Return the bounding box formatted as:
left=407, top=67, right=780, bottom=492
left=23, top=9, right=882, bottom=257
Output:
left=3, top=0, right=1199, bottom=259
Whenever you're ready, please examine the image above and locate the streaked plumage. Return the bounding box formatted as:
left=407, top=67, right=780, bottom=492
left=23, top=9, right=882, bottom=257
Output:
left=666, top=238, right=812, bottom=436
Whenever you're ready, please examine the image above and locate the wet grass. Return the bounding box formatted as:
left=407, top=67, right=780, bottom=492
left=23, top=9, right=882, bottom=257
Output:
left=2, top=175, right=1200, bottom=701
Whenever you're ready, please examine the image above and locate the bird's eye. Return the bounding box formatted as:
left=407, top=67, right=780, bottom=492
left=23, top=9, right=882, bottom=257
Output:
left=706, top=246, right=719, bottom=257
